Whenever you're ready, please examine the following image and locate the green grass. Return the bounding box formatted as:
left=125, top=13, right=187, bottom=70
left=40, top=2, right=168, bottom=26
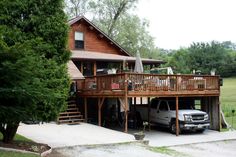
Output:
left=221, top=77, right=236, bottom=115
left=0, top=133, right=37, bottom=157
left=0, top=150, right=39, bottom=157
left=221, top=77, right=236, bottom=128
left=0, top=132, right=32, bottom=142
left=148, top=146, right=186, bottom=156
left=225, top=116, right=236, bottom=129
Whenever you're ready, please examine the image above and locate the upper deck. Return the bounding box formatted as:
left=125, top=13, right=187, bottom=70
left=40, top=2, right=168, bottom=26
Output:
left=76, top=73, right=220, bottom=98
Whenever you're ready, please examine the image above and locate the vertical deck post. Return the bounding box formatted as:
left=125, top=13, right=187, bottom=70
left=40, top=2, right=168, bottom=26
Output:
left=84, top=97, right=88, bottom=122
left=80, top=62, right=83, bottom=74
left=98, top=97, right=105, bottom=126
left=134, top=97, right=137, bottom=128
left=93, top=61, right=97, bottom=76
left=148, top=97, right=151, bottom=131
left=176, top=96, right=179, bottom=136
left=124, top=73, right=128, bottom=133
left=98, top=98, right=101, bottom=126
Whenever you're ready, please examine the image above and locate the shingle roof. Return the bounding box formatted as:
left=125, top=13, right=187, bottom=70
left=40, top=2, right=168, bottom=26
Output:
left=71, top=50, right=165, bottom=64
left=67, top=60, right=84, bottom=80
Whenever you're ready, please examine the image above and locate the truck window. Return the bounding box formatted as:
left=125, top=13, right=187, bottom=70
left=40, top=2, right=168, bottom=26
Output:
left=159, top=101, right=168, bottom=111
left=150, top=99, right=158, bottom=108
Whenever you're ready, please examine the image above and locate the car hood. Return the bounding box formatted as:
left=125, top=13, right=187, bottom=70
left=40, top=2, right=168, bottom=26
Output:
left=170, top=109, right=207, bottom=115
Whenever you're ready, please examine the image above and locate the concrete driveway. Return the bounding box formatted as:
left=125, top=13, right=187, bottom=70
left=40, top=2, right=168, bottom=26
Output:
left=144, top=129, right=236, bottom=147
left=17, top=122, right=236, bottom=149
left=17, top=122, right=135, bottom=148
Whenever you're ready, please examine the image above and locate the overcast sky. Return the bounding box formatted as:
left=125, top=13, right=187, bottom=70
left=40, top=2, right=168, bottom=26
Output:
left=137, top=0, right=236, bottom=49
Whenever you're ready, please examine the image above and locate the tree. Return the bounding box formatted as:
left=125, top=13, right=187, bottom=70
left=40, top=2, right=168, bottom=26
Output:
left=0, top=0, right=70, bottom=143
left=112, top=15, right=158, bottom=57
left=166, top=48, right=191, bottom=74
left=90, top=0, right=138, bottom=37
left=64, top=0, right=91, bottom=18
left=187, top=41, right=228, bottom=75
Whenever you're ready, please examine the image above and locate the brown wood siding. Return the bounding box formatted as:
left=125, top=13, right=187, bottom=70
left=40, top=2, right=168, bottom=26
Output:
left=69, top=20, right=128, bottom=56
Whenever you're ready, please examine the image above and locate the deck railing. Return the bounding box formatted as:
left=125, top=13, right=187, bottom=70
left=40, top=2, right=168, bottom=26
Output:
left=77, top=73, right=220, bottom=93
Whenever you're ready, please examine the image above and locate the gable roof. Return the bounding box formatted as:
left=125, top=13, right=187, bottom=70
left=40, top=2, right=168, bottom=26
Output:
left=68, top=15, right=131, bottom=56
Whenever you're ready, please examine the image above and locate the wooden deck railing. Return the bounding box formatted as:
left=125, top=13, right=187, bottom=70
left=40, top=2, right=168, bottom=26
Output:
left=76, top=73, right=220, bottom=94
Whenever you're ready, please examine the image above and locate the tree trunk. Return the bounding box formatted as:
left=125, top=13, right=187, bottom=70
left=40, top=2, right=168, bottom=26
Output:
left=1, top=123, right=19, bottom=143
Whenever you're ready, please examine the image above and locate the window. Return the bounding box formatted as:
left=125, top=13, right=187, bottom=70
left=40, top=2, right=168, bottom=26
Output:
left=74, top=31, right=84, bottom=49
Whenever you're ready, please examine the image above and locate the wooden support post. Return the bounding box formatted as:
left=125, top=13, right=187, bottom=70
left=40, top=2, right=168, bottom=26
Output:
left=124, top=73, right=128, bottom=133
left=134, top=97, right=137, bottom=128
left=118, top=97, right=128, bottom=132
left=80, top=62, right=83, bottom=75
left=93, top=61, right=97, bottom=76
left=84, top=97, right=88, bottom=123
left=98, top=97, right=105, bottom=126
left=124, top=98, right=128, bottom=133
left=148, top=97, right=151, bottom=131
left=176, top=97, right=179, bottom=136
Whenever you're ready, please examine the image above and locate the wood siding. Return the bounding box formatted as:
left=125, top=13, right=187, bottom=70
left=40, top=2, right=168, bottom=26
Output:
left=69, top=20, right=128, bottom=56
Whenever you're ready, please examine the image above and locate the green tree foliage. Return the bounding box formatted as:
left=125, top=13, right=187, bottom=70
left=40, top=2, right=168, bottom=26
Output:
left=112, top=15, right=158, bottom=57
left=65, top=0, right=90, bottom=18
left=90, top=0, right=138, bottom=37
left=166, top=48, right=191, bottom=74
left=187, top=41, right=228, bottom=75
left=0, top=0, right=70, bottom=143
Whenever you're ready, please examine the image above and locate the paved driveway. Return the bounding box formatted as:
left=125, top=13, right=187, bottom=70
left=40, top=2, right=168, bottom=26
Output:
left=144, top=129, right=236, bottom=147
left=17, top=122, right=135, bottom=148
left=18, top=122, right=236, bottom=149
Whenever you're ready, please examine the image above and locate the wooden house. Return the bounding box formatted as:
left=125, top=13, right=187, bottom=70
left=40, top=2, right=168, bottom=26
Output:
left=61, top=16, right=221, bottom=136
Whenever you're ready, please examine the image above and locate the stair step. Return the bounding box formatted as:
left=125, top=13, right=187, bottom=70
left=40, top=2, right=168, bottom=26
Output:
left=58, top=115, right=83, bottom=119
left=68, top=103, right=77, bottom=106
left=59, top=111, right=81, bottom=116
left=68, top=100, right=76, bottom=104
left=59, top=121, right=82, bottom=125
left=66, top=108, right=79, bottom=112
left=58, top=119, right=85, bottom=124
left=57, top=99, right=84, bottom=125
left=67, top=106, right=77, bottom=109
left=58, top=118, right=84, bottom=122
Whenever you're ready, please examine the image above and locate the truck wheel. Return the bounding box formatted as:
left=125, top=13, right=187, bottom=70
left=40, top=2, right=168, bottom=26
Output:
left=170, top=122, right=181, bottom=134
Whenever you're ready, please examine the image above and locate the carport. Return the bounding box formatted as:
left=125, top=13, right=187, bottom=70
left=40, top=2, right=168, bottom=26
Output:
left=76, top=74, right=221, bottom=136
left=131, top=96, right=220, bottom=136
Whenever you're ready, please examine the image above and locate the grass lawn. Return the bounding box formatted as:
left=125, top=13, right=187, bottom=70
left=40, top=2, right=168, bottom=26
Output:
left=0, top=132, right=39, bottom=157
left=0, top=132, right=32, bottom=142
left=221, top=77, right=236, bottom=128
left=226, top=116, right=236, bottom=130
left=0, top=150, right=39, bottom=157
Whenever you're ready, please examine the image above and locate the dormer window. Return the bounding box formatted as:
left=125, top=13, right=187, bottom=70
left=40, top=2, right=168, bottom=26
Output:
left=75, top=31, right=84, bottom=49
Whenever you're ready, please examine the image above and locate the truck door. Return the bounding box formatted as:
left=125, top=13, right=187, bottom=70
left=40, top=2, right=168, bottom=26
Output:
left=156, top=100, right=170, bottom=125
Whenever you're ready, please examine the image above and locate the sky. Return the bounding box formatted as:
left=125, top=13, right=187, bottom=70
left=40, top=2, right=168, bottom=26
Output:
left=137, top=0, right=236, bottom=49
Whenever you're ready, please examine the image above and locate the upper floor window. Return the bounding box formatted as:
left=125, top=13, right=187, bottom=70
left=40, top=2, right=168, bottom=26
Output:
left=75, top=31, right=84, bottom=49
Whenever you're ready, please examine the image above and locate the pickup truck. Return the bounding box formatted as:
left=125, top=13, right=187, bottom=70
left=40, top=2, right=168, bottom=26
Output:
left=136, top=98, right=210, bottom=134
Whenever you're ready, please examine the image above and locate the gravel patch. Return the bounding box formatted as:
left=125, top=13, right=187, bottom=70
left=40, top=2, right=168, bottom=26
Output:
left=52, top=140, right=236, bottom=157
left=54, top=143, right=171, bottom=157
left=169, top=140, right=236, bottom=157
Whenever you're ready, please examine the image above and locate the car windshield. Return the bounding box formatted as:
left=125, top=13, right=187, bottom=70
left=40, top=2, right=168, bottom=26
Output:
left=168, top=101, right=194, bottom=110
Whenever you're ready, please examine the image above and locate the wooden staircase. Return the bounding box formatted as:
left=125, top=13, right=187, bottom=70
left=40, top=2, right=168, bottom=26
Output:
left=57, top=100, right=84, bottom=125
